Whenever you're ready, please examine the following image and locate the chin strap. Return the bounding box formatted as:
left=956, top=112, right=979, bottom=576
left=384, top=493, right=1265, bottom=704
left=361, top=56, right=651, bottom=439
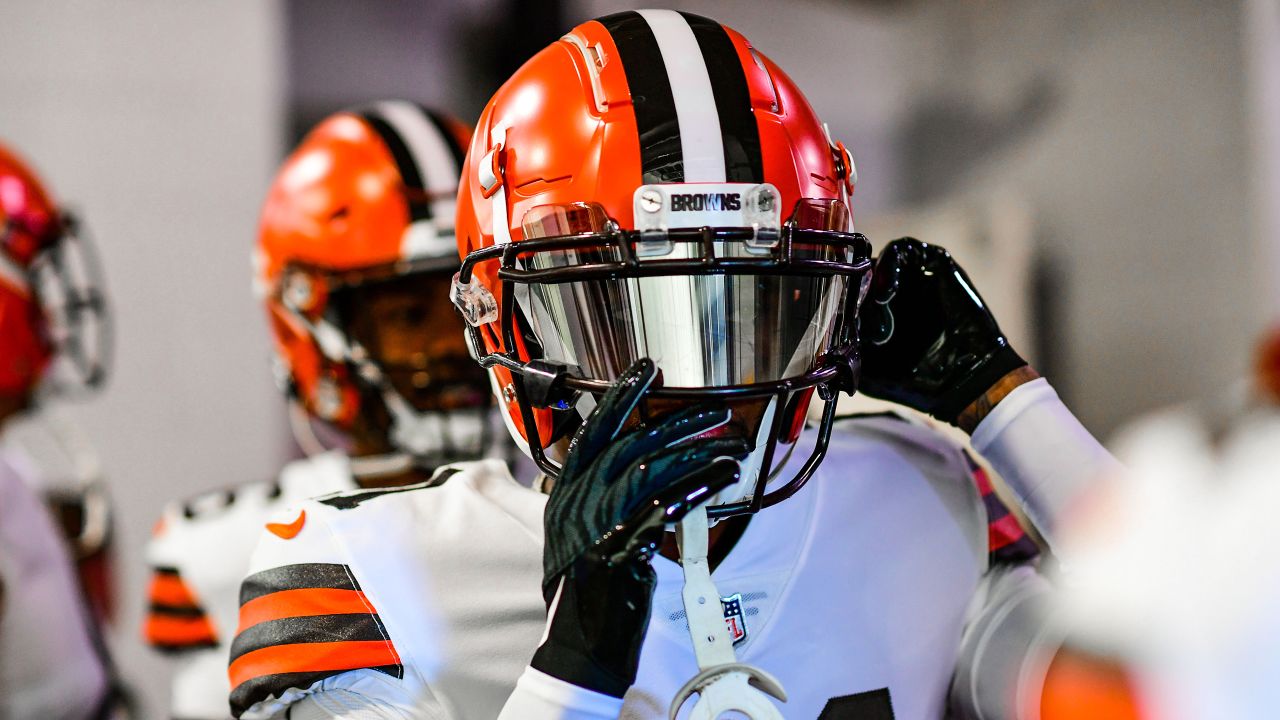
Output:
left=670, top=506, right=787, bottom=720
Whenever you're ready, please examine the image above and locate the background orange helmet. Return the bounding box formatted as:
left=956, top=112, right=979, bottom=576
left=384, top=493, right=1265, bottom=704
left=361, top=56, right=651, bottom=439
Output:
left=452, top=10, right=869, bottom=515
left=0, top=142, right=109, bottom=399
left=257, top=101, right=486, bottom=459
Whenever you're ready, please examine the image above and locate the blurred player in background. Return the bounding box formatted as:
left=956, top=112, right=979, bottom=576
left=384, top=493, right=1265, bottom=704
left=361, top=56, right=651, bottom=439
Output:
left=1036, top=327, right=1280, bottom=720
left=227, top=12, right=1119, bottom=720
left=142, top=101, right=508, bottom=720
left=0, top=140, right=122, bottom=718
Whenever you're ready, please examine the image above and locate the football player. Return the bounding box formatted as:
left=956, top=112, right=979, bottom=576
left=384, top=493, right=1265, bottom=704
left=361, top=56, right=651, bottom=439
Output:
left=143, top=101, right=504, bottom=720
left=229, top=12, right=1115, bottom=720
left=1032, top=328, right=1280, bottom=720
left=0, top=141, right=117, bottom=718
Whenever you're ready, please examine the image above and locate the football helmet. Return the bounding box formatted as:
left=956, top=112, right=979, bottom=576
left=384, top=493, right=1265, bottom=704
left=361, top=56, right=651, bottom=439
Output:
left=0, top=142, right=109, bottom=400
left=1256, top=325, right=1280, bottom=405
left=452, top=10, right=870, bottom=516
left=257, top=101, right=492, bottom=466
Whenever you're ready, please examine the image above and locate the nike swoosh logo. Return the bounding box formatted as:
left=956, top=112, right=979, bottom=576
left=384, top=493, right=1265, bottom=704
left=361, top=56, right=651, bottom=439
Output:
left=266, top=510, right=306, bottom=540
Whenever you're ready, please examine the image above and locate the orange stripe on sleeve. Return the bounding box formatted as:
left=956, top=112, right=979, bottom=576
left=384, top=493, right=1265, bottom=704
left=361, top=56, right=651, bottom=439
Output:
left=228, top=640, right=400, bottom=690
left=148, top=572, right=201, bottom=608
left=145, top=613, right=218, bottom=647
left=237, top=588, right=378, bottom=632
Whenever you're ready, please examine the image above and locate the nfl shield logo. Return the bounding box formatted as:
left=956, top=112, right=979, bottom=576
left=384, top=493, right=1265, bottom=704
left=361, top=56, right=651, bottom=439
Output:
left=720, top=593, right=748, bottom=646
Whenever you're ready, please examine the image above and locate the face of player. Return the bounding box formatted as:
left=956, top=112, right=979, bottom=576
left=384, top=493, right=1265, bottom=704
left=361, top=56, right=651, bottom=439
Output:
left=344, top=272, right=489, bottom=415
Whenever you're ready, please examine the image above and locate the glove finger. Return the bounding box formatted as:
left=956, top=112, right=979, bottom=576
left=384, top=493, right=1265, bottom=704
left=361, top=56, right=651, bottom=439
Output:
left=869, top=238, right=910, bottom=303
left=596, top=457, right=743, bottom=566
left=609, top=436, right=752, bottom=522
left=590, top=404, right=733, bottom=486
left=859, top=298, right=895, bottom=347
left=561, top=358, right=658, bottom=480
left=544, top=437, right=748, bottom=584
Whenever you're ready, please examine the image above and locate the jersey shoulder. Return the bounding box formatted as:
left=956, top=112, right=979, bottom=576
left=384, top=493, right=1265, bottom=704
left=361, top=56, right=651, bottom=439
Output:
left=827, top=411, right=1038, bottom=566
left=143, top=452, right=356, bottom=654
left=229, top=458, right=544, bottom=718
left=828, top=410, right=973, bottom=475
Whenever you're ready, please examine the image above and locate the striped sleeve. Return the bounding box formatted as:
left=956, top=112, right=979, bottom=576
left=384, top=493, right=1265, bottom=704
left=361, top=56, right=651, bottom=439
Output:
left=966, top=453, right=1040, bottom=566
left=143, top=565, right=219, bottom=652
left=228, top=562, right=403, bottom=718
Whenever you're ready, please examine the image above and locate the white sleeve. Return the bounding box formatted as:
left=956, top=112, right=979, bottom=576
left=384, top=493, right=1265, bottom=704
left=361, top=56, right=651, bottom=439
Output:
left=497, top=668, right=625, bottom=720
left=949, top=564, right=1061, bottom=720
left=970, top=378, right=1120, bottom=545
left=233, top=505, right=423, bottom=720
left=274, top=679, right=453, bottom=720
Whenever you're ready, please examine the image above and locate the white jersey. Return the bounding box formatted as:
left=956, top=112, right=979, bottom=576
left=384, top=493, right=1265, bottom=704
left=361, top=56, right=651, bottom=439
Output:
left=0, top=446, right=108, bottom=720
left=145, top=451, right=357, bottom=719
left=231, top=412, right=1042, bottom=720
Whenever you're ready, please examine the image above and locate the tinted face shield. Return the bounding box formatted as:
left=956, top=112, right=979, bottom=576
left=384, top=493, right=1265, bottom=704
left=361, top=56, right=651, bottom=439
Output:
left=456, top=183, right=873, bottom=517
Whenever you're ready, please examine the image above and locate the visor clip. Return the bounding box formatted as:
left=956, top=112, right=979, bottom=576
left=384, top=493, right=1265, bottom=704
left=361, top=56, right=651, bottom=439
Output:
left=522, top=360, right=579, bottom=410
left=478, top=142, right=505, bottom=199
left=823, top=346, right=860, bottom=399
left=832, top=141, right=856, bottom=194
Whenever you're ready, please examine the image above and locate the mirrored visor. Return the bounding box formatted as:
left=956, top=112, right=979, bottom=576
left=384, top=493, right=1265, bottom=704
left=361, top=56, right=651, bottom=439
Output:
left=509, top=198, right=859, bottom=389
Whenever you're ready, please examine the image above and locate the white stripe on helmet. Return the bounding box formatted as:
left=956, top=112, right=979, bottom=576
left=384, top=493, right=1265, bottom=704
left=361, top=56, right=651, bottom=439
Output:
left=636, top=9, right=727, bottom=183
left=371, top=101, right=461, bottom=261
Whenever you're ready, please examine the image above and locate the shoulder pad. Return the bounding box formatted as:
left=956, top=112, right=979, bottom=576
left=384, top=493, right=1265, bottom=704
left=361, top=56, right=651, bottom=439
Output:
left=830, top=411, right=969, bottom=466
left=313, top=466, right=462, bottom=511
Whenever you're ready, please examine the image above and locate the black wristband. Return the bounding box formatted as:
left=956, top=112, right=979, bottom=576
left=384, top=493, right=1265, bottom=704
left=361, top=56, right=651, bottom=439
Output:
left=529, top=575, right=639, bottom=698
left=531, top=637, right=632, bottom=699
left=933, top=344, right=1027, bottom=425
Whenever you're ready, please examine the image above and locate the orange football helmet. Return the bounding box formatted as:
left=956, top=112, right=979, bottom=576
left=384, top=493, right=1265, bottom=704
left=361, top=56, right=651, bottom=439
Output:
left=257, top=101, right=494, bottom=464
left=0, top=142, right=109, bottom=399
left=452, top=10, right=869, bottom=515
left=1255, top=325, right=1280, bottom=405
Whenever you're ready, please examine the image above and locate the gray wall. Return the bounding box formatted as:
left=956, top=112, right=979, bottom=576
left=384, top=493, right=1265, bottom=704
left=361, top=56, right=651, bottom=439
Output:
left=0, top=2, right=288, bottom=715
left=912, top=0, right=1258, bottom=433
left=583, top=0, right=1260, bottom=436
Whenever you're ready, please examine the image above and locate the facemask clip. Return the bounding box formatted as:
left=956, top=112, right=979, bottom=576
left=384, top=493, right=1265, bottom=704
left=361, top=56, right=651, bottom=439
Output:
left=451, top=272, right=499, bottom=326
left=522, top=359, right=580, bottom=411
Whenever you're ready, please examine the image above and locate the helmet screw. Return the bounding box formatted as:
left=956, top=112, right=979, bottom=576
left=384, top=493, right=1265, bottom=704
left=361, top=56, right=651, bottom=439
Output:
left=503, top=383, right=517, bottom=403
left=639, top=188, right=662, bottom=213
left=284, top=272, right=312, bottom=310
left=314, top=376, right=343, bottom=420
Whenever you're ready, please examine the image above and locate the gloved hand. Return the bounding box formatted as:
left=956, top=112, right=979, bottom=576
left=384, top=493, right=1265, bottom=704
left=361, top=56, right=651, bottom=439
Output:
left=858, top=238, right=1030, bottom=428
left=530, top=359, right=748, bottom=698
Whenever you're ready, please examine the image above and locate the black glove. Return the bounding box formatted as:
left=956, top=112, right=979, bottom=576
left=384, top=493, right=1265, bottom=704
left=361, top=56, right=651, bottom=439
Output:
left=858, top=238, right=1027, bottom=425
left=530, top=359, right=748, bottom=698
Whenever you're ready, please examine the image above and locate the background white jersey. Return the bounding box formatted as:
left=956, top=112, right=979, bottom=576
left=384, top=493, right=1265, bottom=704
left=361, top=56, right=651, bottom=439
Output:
left=0, top=446, right=108, bottom=719
left=144, top=451, right=356, bottom=719
left=231, top=415, right=1038, bottom=720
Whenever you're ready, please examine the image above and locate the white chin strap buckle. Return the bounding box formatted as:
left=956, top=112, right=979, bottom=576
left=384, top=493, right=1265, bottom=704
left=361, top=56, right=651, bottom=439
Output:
left=669, top=506, right=787, bottom=720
